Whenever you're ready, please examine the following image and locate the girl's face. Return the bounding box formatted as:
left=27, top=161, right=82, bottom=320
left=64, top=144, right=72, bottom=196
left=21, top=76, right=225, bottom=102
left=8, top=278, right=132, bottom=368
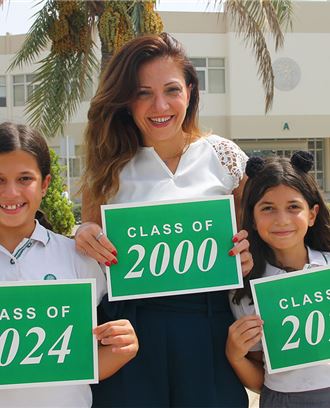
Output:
left=253, top=184, right=319, bottom=257
left=130, top=56, right=191, bottom=148
left=0, top=150, right=50, bottom=238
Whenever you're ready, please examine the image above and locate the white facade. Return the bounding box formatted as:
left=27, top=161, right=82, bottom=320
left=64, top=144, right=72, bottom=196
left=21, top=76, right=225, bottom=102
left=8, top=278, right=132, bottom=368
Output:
left=0, top=2, right=329, bottom=200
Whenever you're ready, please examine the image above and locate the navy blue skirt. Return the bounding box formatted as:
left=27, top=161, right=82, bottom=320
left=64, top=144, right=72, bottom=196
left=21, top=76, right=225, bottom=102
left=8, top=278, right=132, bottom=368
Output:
left=92, top=292, right=248, bottom=408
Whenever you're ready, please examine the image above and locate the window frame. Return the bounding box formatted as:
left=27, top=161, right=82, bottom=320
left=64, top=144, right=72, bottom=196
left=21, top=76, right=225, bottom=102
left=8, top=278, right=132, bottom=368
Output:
left=0, top=75, right=6, bottom=107
left=190, top=57, right=226, bottom=94
left=236, top=138, right=325, bottom=191
left=12, top=74, right=39, bottom=107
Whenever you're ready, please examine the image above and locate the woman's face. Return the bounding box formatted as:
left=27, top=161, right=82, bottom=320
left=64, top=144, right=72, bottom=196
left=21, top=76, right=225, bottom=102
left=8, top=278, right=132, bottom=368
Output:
left=130, top=57, right=191, bottom=147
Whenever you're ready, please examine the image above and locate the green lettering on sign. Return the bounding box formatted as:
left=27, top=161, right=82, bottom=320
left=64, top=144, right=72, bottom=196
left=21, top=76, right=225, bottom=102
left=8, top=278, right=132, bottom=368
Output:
left=251, top=266, right=330, bottom=373
left=101, top=196, right=243, bottom=300
left=0, top=280, right=97, bottom=388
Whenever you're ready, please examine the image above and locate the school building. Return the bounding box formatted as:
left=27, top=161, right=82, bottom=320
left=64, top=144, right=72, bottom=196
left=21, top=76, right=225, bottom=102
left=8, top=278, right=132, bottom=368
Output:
left=0, top=1, right=329, bottom=201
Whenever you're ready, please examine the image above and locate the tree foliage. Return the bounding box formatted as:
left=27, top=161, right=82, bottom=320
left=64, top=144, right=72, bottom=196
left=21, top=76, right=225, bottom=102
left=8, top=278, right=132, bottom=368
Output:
left=4, top=0, right=293, bottom=134
left=211, top=0, right=293, bottom=112
left=8, top=0, right=163, bottom=137
left=40, top=149, right=75, bottom=236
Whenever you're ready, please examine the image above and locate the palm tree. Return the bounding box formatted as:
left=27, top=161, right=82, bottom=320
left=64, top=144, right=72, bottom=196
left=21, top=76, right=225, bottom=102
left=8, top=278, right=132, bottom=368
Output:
left=3, top=0, right=293, bottom=137
left=215, top=0, right=293, bottom=112
left=6, top=0, right=163, bottom=137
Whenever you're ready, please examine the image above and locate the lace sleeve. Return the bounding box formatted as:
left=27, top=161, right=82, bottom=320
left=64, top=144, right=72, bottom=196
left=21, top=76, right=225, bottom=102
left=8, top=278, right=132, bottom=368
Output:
left=206, top=135, right=248, bottom=189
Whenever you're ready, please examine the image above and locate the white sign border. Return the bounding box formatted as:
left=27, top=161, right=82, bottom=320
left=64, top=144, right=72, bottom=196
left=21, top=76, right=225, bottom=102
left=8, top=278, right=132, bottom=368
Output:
left=0, top=279, right=98, bottom=389
left=251, top=266, right=330, bottom=374
left=101, top=195, right=243, bottom=301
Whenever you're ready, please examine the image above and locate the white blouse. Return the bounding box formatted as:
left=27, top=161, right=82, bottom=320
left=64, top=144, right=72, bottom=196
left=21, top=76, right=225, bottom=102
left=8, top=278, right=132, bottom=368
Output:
left=110, top=135, right=247, bottom=204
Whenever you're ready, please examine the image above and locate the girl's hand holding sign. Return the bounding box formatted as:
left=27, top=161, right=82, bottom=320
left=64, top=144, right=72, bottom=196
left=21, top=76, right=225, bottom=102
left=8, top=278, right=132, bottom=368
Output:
left=94, top=320, right=139, bottom=380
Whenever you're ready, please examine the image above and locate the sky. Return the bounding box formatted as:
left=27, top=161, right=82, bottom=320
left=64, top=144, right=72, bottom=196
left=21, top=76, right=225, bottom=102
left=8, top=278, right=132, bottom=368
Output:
left=0, top=0, right=218, bottom=35
left=1, top=0, right=324, bottom=36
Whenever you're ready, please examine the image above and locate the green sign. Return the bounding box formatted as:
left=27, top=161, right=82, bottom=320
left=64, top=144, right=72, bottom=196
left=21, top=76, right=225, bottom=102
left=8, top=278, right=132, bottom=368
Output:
left=101, top=196, right=242, bottom=300
left=0, top=280, right=98, bottom=388
left=251, top=266, right=330, bottom=373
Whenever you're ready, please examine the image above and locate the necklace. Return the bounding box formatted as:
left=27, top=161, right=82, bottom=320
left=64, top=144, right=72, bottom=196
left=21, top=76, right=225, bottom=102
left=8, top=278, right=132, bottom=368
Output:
left=163, top=149, right=185, bottom=164
left=161, top=134, right=191, bottom=165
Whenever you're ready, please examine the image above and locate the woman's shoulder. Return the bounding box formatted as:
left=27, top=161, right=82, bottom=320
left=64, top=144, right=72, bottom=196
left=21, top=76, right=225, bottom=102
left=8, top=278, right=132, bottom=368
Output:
left=204, top=134, right=232, bottom=144
left=204, top=134, right=247, bottom=163
left=203, top=134, right=248, bottom=187
left=204, top=134, right=244, bottom=150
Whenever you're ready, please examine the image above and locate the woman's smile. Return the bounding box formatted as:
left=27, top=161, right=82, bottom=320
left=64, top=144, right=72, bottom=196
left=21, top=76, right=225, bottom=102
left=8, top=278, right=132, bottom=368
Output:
left=148, top=115, right=174, bottom=127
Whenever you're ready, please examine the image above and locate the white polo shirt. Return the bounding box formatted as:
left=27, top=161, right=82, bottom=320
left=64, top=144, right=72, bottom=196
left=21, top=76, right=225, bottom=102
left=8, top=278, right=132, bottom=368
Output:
left=0, top=221, right=107, bottom=407
left=230, top=247, right=330, bottom=392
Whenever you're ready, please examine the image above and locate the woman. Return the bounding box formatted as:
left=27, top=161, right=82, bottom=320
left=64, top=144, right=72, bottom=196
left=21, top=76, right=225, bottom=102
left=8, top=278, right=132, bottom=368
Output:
left=76, top=32, right=253, bottom=407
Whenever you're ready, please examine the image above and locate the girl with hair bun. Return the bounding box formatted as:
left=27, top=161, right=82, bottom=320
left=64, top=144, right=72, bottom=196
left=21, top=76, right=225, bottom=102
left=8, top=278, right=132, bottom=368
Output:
left=226, top=152, right=330, bottom=407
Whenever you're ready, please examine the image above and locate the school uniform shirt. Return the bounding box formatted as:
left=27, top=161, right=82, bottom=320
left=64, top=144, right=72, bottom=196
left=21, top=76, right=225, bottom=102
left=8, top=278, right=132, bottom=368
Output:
left=229, top=247, right=330, bottom=393
left=0, top=220, right=107, bottom=408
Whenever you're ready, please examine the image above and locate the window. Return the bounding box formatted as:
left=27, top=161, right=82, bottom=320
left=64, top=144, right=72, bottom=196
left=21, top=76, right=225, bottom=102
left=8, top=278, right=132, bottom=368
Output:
left=253, top=141, right=324, bottom=190
left=190, top=57, right=225, bottom=93
left=12, top=74, right=39, bottom=106
left=61, top=157, right=83, bottom=178
left=308, top=139, right=324, bottom=190
left=240, top=138, right=325, bottom=190
left=0, top=76, right=6, bottom=107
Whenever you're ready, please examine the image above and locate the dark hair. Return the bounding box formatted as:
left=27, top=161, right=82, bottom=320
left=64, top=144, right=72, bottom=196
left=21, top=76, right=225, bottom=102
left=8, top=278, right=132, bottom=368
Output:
left=0, top=122, right=50, bottom=179
left=234, top=153, right=330, bottom=303
left=0, top=122, right=52, bottom=229
left=83, top=32, right=201, bottom=208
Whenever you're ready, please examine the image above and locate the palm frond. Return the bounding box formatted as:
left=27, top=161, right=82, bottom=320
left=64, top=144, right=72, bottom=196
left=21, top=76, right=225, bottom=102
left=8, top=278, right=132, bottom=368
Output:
left=226, top=0, right=275, bottom=112
left=8, top=0, right=99, bottom=137
left=256, top=0, right=293, bottom=50
left=210, top=0, right=293, bottom=112
left=6, top=0, right=165, bottom=136
left=206, top=0, right=224, bottom=12
left=131, top=1, right=144, bottom=34
left=86, top=0, right=105, bottom=18
left=25, top=44, right=98, bottom=137
left=270, top=0, right=293, bottom=30
left=8, top=0, right=57, bottom=70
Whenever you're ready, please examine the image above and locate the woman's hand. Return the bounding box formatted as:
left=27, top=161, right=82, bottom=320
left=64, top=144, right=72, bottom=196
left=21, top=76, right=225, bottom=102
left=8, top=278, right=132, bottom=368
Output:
left=93, top=319, right=139, bottom=356
left=226, top=315, right=263, bottom=363
left=229, top=229, right=253, bottom=277
left=75, top=222, right=117, bottom=266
